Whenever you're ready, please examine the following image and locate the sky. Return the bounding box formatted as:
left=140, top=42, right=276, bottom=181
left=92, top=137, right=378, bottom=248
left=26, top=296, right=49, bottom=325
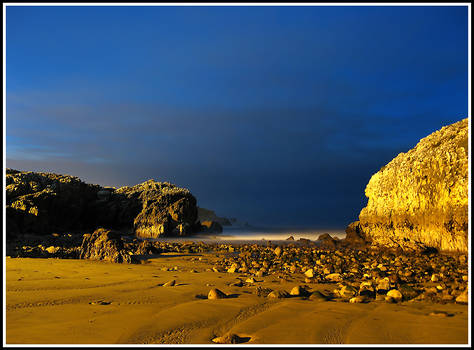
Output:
left=5, top=5, right=469, bottom=228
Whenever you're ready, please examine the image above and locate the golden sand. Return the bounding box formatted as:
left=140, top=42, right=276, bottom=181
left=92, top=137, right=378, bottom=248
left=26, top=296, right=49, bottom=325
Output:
left=6, top=254, right=468, bottom=345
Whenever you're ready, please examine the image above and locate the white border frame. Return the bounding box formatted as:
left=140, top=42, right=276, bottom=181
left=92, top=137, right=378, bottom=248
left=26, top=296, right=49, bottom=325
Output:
left=2, top=2, right=471, bottom=348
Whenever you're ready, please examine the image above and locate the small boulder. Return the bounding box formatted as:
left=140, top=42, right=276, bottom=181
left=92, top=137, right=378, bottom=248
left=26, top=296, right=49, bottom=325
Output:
left=274, top=246, right=282, bottom=257
left=267, top=290, right=289, bottom=299
left=208, top=288, right=227, bottom=300
left=350, top=295, right=369, bottom=303
left=309, top=291, right=329, bottom=302
left=326, top=273, right=342, bottom=282
left=386, top=289, right=403, bottom=303
left=455, top=290, right=468, bottom=304
left=212, top=333, right=248, bottom=344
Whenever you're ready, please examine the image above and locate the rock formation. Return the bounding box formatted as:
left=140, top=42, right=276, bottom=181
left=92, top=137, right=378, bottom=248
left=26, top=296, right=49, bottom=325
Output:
left=200, top=220, right=224, bottom=233
left=79, top=228, right=132, bottom=263
left=6, top=169, right=199, bottom=238
left=351, top=118, right=468, bottom=252
left=197, top=207, right=232, bottom=226
left=6, top=169, right=100, bottom=237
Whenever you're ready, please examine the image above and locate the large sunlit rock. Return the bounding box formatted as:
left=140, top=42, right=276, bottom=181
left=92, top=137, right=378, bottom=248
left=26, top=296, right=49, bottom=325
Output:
left=353, top=118, right=468, bottom=252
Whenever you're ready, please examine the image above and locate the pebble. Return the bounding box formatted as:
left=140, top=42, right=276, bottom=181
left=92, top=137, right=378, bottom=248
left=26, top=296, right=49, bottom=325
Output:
left=208, top=288, right=227, bottom=300
left=309, top=291, right=329, bottom=302
left=212, top=333, right=247, bottom=344
left=326, top=273, right=342, bottom=282
left=349, top=295, right=369, bottom=303
left=290, top=285, right=305, bottom=296
left=163, top=280, right=176, bottom=287
left=267, top=290, right=289, bottom=299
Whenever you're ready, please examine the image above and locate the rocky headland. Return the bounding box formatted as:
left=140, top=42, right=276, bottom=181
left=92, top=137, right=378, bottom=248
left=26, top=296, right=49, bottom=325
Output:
left=6, top=169, right=217, bottom=239
left=347, top=118, right=468, bottom=253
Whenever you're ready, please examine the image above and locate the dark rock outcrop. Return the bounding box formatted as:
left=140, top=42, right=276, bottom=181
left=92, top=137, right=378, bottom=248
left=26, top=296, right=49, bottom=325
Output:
left=317, top=233, right=337, bottom=249
left=343, top=221, right=368, bottom=248
left=200, top=220, right=224, bottom=233
left=6, top=169, right=100, bottom=237
left=6, top=169, right=199, bottom=238
left=197, top=207, right=232, bottom=226
left=79, top=228, right=132, bottom=263
left=350, top=118, right=468, bottom=252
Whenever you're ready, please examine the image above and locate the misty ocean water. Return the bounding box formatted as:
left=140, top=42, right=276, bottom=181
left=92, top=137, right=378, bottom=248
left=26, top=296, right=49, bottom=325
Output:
left=152, top=226, right=346, bottom=244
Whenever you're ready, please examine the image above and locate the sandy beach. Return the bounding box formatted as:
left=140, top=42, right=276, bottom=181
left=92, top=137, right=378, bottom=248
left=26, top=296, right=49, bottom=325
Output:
left=6, top=254, right=468, bottom=345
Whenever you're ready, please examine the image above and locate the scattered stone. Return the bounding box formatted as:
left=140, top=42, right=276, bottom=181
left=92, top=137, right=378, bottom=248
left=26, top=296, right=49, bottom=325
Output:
left=350, top=295, right=369, bottom=303
left=429, top=311, right=452, bottom=317
left=455, top=290, right=468, bottom=304
left=290, top=285, right=308, bottom=296
left=274, top=247, right=282, bottom=257
left=337, top=284, right=357, bottom=298
left=163, top=280, right=176, bottom=287
left=386, top=289, right=403, bottom=303
left=79, top=228, right=131, bottom=263
left=304, top=269, right=314, bottom=278
left=326, top=273, right=342, bottom=282
left=309, top=291, right=329, bottom=302
left=208, top=288, right=227, bottom=300
left=45, top=246, right=60, bottom=254
left=267, top=290, right=289, bottom=299
left=212, top=333, right=248, bottom=344
left=255, top=286, right=273, bottom=297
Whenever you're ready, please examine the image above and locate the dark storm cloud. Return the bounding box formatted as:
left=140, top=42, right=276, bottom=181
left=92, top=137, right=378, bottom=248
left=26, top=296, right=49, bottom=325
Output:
left=6, top=5, right=468, bottom=227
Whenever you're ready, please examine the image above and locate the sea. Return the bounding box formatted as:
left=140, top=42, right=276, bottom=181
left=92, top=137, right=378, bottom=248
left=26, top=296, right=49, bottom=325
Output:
left=153, top=225, right=347, bottom=244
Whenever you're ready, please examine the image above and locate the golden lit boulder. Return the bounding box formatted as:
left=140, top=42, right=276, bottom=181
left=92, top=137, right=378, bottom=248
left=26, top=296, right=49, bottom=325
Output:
left=354, top=118, right=468, bottom=252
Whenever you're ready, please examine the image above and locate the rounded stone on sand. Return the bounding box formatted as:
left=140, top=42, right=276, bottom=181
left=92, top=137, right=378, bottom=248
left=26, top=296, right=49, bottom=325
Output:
left=163, top=279, right=176, bottom=287
left=267, top=290, right=289, bottom=299
left=208, top=288, right=227, bottom=300
left=386, top=289, right=403, bottom=302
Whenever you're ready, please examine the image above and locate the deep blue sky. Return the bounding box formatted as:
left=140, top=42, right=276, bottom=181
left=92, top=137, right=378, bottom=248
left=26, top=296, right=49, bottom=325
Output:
left=5, top=5, right=469, bottom=228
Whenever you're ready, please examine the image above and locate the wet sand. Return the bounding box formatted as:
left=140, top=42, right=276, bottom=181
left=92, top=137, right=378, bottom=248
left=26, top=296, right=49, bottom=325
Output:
left=5, top=254, right=468, bottom=345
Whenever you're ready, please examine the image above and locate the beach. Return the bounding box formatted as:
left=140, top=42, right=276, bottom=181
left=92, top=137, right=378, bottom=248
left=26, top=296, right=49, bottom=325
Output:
left=6, top=252, right=468, bottom=345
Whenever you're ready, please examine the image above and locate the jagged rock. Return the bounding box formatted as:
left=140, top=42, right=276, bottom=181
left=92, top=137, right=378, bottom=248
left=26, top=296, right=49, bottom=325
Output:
left=79, top=228, right=132, bottom=263
left=134, top=240, right=162, bottom=255
left=6, top=169, right=199, bottom=238
left=6, top=169, right=99, bottom=236
left=353, top=118, right=468, bottom=252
